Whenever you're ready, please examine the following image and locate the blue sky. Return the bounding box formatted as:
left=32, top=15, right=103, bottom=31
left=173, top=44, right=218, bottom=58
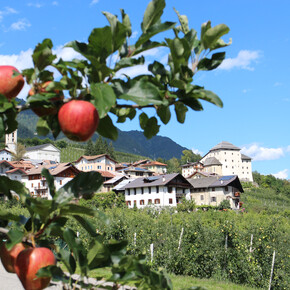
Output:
left=1, top=1, right=290, bottom=179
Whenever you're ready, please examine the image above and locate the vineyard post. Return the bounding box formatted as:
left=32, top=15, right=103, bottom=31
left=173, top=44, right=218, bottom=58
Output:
left=178, top=227, right=184, bottom=251
left=150, top=243, right=154, bottom=263
left=268, top=250, right=276, bottom=290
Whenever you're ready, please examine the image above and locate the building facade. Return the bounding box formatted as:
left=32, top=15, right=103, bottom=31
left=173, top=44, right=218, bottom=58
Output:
left=74, top=154, right=117, bottom=172
left=25, top=144, right=61, bottom=163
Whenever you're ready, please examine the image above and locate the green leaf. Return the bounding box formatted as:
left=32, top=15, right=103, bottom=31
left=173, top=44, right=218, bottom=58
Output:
left=41, top=168, right=56, bottom=197
left=97, top=114, right=118, bottom=140
left=58, top=249, right=76, bottom=274
left=32, top=39, right=56, bottom=70
left=139, top=112, right=149, bottom=130
left=174, top=8, right=189, bottom=34
left=114, top=56, right=145, bottom=71
left=113, top=78, right=163, bottom=106
left=87, top=239, right=110, bottom=269
left=6, top=229, right=24, bottom=250
left=0, top=210, right=22, bottom=222
left=202, top=24, right=230, bottom=50
left=63, top=228, right=87, bottom=275
left=193, top=89, right=223, bottom=108
left=144, top=117, right=160, bottom=139
left=103, top=12, right=127, bottom=52
left=90, top=83, right=116, bottom=119
left=197, top=52, right=225, bottom=71
left=121, top=9, right=132, bottom=37
left=55, top=171, right=103, bottom=204
left=0, top=176, right=30, bottom=201
left=0, top=116, right=4, bottom=139
left=36, top=118, right=50, bottom=136
left=73, top=215, right=99, bottom=237
left=136, top=22, right=176, bottom=48
left=141, top=0, right=165, bottom=33
left=157, top=105, right=171, bottom=124
left=174, top=102, right=188, bottom=123
left=59, top=204, right=96, bottom=217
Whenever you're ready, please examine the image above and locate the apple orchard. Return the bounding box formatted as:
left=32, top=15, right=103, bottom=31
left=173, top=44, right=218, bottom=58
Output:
left=0, top=0, right=232, bottom=289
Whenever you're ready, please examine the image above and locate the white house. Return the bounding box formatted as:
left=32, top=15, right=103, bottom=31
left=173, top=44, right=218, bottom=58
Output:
left=25, top=163, right=79, bottom=199
left=0, top=149, right=13, bottom=161
left=25, top=144, right=61, bottom=163
left=5, top=130, right=17, bottom=154
left=74, top=154, right=117, bottom=173
left=0, top=160, right=14, bottom=175
left=121, top=173, right=192, bottom=209
left=188, top=175, right=243, bottom=209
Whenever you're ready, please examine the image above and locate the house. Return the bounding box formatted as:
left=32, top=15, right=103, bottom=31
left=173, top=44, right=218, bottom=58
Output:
left=0, top=160, right=14, bottom=175
left=140, top=161, right=167, bottom=174
left=181, top=161, right=204, bottom=178
left=25, top=163, right=79, bottom=199
left=121, top=173, right=192, bottom=209
left=74, top=154, right=117, bottom=173
left=188, top=175, right=243, bottom=209
left=0, top=148, right=13, bottom=161
left=103, top=175, right=129, bottom=192
left=117, top=166, right=154, bottom=178
left=25, top=144, right=61, bottom=163
left=198, top=141, right=253, bottom=182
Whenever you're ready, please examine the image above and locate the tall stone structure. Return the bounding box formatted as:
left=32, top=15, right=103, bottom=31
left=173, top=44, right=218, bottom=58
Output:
left=5, top=129, right=17, bottom=154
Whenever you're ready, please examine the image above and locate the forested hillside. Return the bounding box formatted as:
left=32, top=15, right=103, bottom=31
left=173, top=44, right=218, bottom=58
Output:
left=16, top=107, right=187, bottom=160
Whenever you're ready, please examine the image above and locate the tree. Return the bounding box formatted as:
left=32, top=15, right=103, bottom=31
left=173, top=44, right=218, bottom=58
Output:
left=167, top=157, right=181, bottom=174
left=12, top=144, right=27, bottom=161
left=180, top=149, right=202, bottom=164
left=0, top=0, right=231, bottom=288
left=94, top=136, right=105, bottom=155
left=84, top=139, right=95, bottom=156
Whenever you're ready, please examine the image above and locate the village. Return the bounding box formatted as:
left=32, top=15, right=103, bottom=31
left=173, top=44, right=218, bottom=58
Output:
left=1, top=130, right=253, bottom=210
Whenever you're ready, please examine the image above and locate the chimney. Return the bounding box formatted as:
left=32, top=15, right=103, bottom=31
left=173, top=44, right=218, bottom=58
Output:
left=162, top=176, right=165, bottom=182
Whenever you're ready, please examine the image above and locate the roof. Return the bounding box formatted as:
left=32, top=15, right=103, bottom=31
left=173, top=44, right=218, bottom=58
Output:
left=141, top=161, right=167, bottom=167
left=25, top=143, right=60, bottom=152
left=74, top=154, right=117, bottom=164
left=181, top=161, right=203, bottom=168
left=103, top=175, right=127, bottom=185
left=187, top=171, right=218, bottom=179
left=26, top=162, right=79, bottom=176
left=241, top=153, right=252, bottom=160
left=121, top=173, right=191, bottom=190
left=9, top=160, right=35, bottom=170
left=202, top=157, right=222, bottom=166
left=132, top=159, right=150, bottom=166
left=96, top=170, right=115, bottom=178
left=188, top=175, right=244, bottom=192
left=6, top=168, right=27, bottom=174
left=0, top=148, right=12, bottom=154
left=118, top=166, right=153, bottom=173
left=210, top=141, right=241, bottom=152
left=113, top=178, right=135, bottom=191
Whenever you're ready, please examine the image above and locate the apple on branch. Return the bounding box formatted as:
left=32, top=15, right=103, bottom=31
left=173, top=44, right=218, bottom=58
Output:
left=15, top=247, right=56, bottom=290
left=0, top=65, right=24, bottom=100
left=0, top=242, right=29, bottom=273
left=28, top=81, right=64, bottom=117
left=58, top=100, right=99, bottom=142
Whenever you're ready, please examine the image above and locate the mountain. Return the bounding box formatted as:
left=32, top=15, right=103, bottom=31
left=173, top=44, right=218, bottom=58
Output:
left=16, top=109, right=188, bottom=160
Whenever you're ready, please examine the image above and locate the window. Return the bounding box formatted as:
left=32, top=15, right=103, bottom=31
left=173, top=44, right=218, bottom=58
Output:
left=169, top=198, right=173, bottom=204
left=126, top=201, right=131, bottom=206
left=148, top=187, right=151, bottom=194
left=156, top=186, right=159, bottom=193
left=133, top=200, right=137, bottom=206
left=212, top=187, right=215, bottom=191
left=200, top=195, right=204, bottom=200
left=31, top=183, right=33, bottom=188
left=211, top=197, right=216, bottom=202
left=148, top=199, right=152, bottom=204
left=168, top=187, right=172, bottom=193
left=140, top=200, right=144, bottom=205
left=225, top=186, right=228, bottom=192
left=134, top=188, right=137, bottom=195
left=141, top=187, right=144, bottom=194
left=59, top=180, right=62, bottom=185
left=154, top=199, right=160, bottom=204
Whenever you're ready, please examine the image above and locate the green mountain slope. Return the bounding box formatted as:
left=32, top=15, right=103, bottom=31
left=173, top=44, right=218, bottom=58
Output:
left=17, top=109, right=187, bottom=160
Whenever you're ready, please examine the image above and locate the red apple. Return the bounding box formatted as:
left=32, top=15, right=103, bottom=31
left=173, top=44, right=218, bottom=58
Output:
left=0, top=65, right=25, bottom=100
left=29, top=81, right=64, bottom=117
left=58, top=100, right=99, bottom=141
left=0, top=242, right=28, bottom=273
left=15, top=247, right=56, bottom=290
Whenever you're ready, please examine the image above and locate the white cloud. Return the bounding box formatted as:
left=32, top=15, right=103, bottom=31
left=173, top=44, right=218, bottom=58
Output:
left=27, top=3, right=44, bottom=8
left=0, top=7, right=18, bottom=22
left=52, top=1, right=59, bottom=6
left=90, top=0, right=99, bottom=5
left=10, top=19, right=31, bottom=31
left=274, top=82, right=282, bottom=87
left=273, top=169, right=288, bottom=180
left=218, top=50, right=261, bottom=71
left=241, top=143, right=285, bottom=161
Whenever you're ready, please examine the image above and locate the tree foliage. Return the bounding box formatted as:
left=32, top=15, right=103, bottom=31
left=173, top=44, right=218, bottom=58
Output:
left=0, top=0, right=232, bottom=288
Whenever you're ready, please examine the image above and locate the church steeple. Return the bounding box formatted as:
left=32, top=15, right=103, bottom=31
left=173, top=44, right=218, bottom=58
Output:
left=5, top=129, right=17, bottom=154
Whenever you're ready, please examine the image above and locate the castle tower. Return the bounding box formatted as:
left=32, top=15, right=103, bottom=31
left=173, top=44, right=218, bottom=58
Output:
left=5, top=129, right=17, bottom=154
